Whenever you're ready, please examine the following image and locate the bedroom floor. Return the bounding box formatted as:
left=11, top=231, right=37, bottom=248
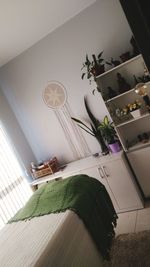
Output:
left=116, top=204, right=150, bottom=236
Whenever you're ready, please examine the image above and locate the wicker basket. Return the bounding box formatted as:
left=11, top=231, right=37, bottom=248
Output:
left=31, top=157, right=59, bottom=179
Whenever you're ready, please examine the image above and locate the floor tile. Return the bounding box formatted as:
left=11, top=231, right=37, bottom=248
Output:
left=135, top=206, right=150, bottom=232
left=115, top=210, right=137, bottom=236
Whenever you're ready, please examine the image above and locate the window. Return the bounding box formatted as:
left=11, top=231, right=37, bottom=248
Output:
left=0, top=124, right=32, bottom=229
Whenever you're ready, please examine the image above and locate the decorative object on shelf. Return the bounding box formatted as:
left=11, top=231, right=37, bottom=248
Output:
left=133, top=75, right=139, bottom=86
left=106, top=58, right=121, bottom=67
left=81, top=52, right=105, bottom=82
left=130, top=35, right=140, bottom=57
left=138, top=132, right=149, bottom=144
left=114, top=100, right=142, bottom=122
left=30, top=157, right=59, bottom=179
left=114, top=107, right=130, bottom=123
left=134, top=83, right=150, bottom=113
left=124, top=100, right=142, bottom=118
left=117, top=72, right=131, bottom=93
left=72, top=97, right=109, bottom=155
left=143, top=65, right=150, bottom=82
left=98, top=116, right=121, bottom=153
left=130, top=108, right=142, bottom=118
left=120, top=51, right=131, bottom=62
left=92, top=53, right=105, bottom=76
left=107, top=86, right=117, bottom=99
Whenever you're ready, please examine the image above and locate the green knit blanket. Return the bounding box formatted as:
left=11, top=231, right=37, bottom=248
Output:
left=9, top=174, right=117, bottom=259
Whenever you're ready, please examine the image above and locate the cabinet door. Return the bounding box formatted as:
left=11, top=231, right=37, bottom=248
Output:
left=80, top=167, right=119, bottom=212
left=101, top=159, right=143, bottom=212
left=127, top=147, right=150, bottom=198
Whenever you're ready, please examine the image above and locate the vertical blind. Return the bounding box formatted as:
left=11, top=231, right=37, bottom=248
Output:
left=0, top=125, right=32, bottom=229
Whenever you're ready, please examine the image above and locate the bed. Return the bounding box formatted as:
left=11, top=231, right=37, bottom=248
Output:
left=0, top=174, right=117, bottom=267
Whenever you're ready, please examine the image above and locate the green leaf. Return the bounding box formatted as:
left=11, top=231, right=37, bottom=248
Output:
left=92, top=89, right=95, bottom=95
left=104, top=115, right=109, bottom=125
left=81, top=73, right=86, bottom=80
left=71, top=117, right=93, bottom=133
left=98, top=51, right=103, bottom=58
left=84, top=96, right=100, bottom=129
left=77, top=125, right=95, bottom=136
left=106, top=61, right=112, bottom=66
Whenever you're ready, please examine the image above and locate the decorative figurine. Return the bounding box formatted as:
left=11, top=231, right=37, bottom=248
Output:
left=117, top=73, right=131, bottom=93
left=107, top=86, right=117, bottom=99
left=120, top=52, right=130, bottom=62
left=106, top=58, right=121, bottom=67
left=135, top=83, right=150, bottom=113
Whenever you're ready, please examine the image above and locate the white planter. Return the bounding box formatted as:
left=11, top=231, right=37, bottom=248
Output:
left=130, top=109, right=141, bottom=118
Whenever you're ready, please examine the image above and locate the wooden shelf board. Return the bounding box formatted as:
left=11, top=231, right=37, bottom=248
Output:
left=96, top=54, right=142, bottom=80
left=115, top=113, right=150, bottom=128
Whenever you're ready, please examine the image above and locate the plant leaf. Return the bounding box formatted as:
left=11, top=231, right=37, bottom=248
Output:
left=84, top=96, right=100, bottom=129
left=81, top=73, right=86, bottom=80
left=106, top=61, right=112, bottom=66
left=98, top=51, right=103, bottom=58
left=71, top=117, right=93, bottom=133
left=77, top=124, right=94, bottom=136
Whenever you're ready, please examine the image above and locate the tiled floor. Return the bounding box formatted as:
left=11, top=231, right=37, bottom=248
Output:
left=116, top=205, right=150, bottom=236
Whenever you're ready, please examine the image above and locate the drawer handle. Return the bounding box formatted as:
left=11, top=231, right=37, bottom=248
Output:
left=103, top=166, right=109, bottom=177
left=99, top=167, right=105, bottom=178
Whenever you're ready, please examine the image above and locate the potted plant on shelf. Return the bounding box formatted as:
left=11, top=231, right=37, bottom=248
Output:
left=127, top=100, right=142, bottom=118
left=81, top=52, right=105, bottom=94
left=98, top=116, right=121, bottom=153
left=72, top=97, right=109, bottom=155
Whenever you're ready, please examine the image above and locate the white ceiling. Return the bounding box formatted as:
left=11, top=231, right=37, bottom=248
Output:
left=0, top=0, right=96, bottom=67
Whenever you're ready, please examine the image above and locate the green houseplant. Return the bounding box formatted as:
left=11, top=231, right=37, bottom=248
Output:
left=98, top=116, right=121, bottom=153
left=81, top=52, right=105, bottom=93
left=72, top=97, right=109, bottom=155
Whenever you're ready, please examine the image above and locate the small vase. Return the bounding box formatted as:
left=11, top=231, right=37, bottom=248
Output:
left=130, top=109, right=141, bottom=118
left=109, top=141, right=121, bottom=153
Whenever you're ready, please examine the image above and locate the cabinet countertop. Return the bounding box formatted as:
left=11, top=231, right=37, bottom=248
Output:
left=30, top=151, right=123, bottom=186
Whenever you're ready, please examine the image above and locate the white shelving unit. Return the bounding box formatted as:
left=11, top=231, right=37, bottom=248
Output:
left=96, top=54, right=150, bottom=198
left=96, top=54, right=150, bottom=152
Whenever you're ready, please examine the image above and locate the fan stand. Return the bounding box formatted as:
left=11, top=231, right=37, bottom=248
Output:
left=43, top=81, right=91, bottom=159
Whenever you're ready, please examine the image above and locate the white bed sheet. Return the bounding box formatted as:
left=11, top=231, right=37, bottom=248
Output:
left=0, top=210, right=103, bottom=267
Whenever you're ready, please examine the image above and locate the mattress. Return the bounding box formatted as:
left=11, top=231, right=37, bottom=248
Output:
left=0, top=210, right=103, bottom=267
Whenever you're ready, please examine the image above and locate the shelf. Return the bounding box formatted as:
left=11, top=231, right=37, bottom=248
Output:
left=96, top=54, right=142, bottom=79
left=105, top=88, right=135, bottom=103
left=105, top=81, right=150, bottom=103
left=127, top=140, right=150, bottom=152
left=115, top=113, right=150, bottom=128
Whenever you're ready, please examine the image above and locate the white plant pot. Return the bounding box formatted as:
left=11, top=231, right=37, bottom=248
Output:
left=130, top=109, right=141, bottom=118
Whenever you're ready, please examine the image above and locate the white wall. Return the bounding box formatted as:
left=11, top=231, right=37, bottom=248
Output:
left=0, top=0, right=132, bottom=164
left=0, top=89, right=36, bottom=181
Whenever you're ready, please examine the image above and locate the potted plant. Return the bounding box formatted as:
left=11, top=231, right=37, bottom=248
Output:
left=127, top=100, right=142, bottom=118
left=72, top=97, right=109, bottom=155
left=98, top=116, right=121, bottom=153
left=81, top=52, right=105, bottom=82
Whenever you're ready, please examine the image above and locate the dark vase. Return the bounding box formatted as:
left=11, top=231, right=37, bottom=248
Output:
left=95, top=133, right=109, bottom=155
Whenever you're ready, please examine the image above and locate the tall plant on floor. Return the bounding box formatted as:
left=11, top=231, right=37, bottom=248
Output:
left=72, top=97, right=109, bottom=155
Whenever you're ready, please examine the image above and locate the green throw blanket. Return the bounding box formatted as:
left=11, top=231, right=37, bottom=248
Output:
left=9, top=174, right=118, bottom=259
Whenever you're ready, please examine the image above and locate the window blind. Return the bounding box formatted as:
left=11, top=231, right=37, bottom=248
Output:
left=0, top=125, right=32, bottom=229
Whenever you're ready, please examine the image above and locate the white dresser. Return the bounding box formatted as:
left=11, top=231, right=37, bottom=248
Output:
left=30, top=151, right=144, bottom=213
